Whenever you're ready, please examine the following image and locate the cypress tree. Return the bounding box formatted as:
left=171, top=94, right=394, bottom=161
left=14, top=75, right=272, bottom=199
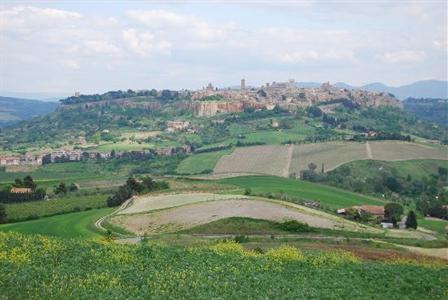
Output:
left=405, top=210, right=418, bottom=229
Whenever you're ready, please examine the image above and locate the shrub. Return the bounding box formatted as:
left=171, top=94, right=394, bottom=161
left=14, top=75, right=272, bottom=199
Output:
left=265, top=245, right=304, bottom=262
left=234, top=235, right=249, bottom=243
left=0, top=204, right=6, bottom=223
left=278, top=220, right=314, bottom=233
left=210, top=241, right=246, bottom=256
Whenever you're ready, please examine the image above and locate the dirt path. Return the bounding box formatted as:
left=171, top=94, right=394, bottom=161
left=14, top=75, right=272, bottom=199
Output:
left=94, top=196, right=134, bottom=233
left=365, top=141, right=373, bottom=159
left=283, top=144, right=294, bottom=177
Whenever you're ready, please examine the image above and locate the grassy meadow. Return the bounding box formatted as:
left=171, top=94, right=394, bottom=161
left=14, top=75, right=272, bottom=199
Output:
left=176, top=150, right=230, bottom=174
left=3, top=193, right=109, bottom=222
left=0, top=208, right=113, bottom=239
left=219, top=175, right=386, bottom=210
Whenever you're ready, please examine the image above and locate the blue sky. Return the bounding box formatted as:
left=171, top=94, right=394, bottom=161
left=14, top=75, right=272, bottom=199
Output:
left=0, top=1, right=446, bottom=95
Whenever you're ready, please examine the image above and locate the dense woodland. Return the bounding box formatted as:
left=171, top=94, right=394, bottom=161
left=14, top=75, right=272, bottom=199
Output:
left=404, top=98, right=448, bottom=126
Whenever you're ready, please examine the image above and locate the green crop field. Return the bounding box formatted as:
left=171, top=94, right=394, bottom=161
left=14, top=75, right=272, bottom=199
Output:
left=0, top=160, right=137, bottom=183
left=0, top=208, right=113, bottom=239
left=3, top=194, right=109, bottom=222
left=219, top=176, right=386, bottom=210
left=418, top=218, right=448, bottom=235
left=176, top=150, right=230, bottom=174
left=1, top=232, right=447, bottom=299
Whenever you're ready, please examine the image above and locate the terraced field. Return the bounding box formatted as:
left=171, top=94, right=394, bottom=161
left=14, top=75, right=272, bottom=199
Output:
left=119, top=193, right=249, bottom=215
left=109, top=192, right=379, bottom=235
left=212, top=141, right=448, bottom=177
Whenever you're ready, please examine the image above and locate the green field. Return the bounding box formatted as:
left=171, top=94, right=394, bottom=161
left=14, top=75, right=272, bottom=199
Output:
left=184, top=217, right=293, bottom=235
left=0, top=208, right=113, bottom=239
left=176, top=150, right=230, bottom=174
left=3, top=194, right=109, bottom=222
left=1, top=231, right=446, bottom=299
left=219, top=176, right=386, bottom=210
left=334, top=159, right=447, bottom=180
left=0, top=160, right=136, bottom=184
left=418, top=218, right=448, bottom=235
left=388, top=159, right=448, bottom=178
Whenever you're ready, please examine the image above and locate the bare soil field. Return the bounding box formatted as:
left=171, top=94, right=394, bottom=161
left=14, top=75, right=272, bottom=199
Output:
left=213, top=142, right=447, bottom=177
left=118, top=193, right=249, bottom=215
left=110, top=196, right=382, bottom=235
left=289, top=142, right=368, bottom=174
left=368, top=141, right=448, bottom=161
left=213, top=145, right=293, bottom=176
left=111, top=199, right=342, bottom=235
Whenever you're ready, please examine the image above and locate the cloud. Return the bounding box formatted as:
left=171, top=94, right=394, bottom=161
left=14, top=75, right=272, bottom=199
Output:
left=376, top=50, right=426, bottom=64
left=433, top=39, right=448, bottom=50
left=0, top=6, right=81, bottom=34
left=121, top=28, right=171, bottom=57
left=125, top=9, right=234, bottom=42
left=0, top=3, right=445, bottom=92
left=61, top=60, right=80, bottom=70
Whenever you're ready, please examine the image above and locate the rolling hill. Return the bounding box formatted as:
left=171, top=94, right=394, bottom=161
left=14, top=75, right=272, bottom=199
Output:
left=333, top=80, right=448, bottom=100
left=0, top=96, right=58, bottom=127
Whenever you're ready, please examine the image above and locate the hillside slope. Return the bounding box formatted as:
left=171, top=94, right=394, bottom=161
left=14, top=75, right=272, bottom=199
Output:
left=0, top=96, right=58, bottom=127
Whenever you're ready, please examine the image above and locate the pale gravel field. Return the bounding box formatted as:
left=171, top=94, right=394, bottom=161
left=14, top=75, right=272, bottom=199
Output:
left=118, top=193, right=249, bottom=215
left=111, top=199, right=342, bottom=235
left=213, top=145, right=292, bottom=176
left=289, top=142, right=368, bottom=174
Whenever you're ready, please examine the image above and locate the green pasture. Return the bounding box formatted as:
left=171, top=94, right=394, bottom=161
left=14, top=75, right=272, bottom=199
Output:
left=176, top=150, right=230, bottom=174
left=418, top=218, right=448, bottom=235
left=3, top=193, right=109, bottom=222
left=219, top=175, right=386, bottom=210
left=0, top=208, right=113, bottom=239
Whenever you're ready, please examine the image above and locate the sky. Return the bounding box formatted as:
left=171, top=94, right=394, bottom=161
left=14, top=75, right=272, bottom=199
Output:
left=0, top=0, right=447, bottom=96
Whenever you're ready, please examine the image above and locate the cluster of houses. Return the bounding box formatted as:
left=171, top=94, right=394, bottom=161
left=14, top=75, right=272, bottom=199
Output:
left=0, top=144, right=193, bottom=168
left=337, top=205, right=407, bottom=229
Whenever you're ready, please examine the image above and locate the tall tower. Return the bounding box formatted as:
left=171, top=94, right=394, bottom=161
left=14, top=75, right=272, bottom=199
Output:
left=241, top=78, right=246, bottom=90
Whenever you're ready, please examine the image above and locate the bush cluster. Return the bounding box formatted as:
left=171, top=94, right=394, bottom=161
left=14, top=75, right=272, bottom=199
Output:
left=106, top=176, right=169, bottom=207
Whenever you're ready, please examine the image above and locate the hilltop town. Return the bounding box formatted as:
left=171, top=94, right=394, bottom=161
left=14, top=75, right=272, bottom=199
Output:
left=191, top=79, right=401, bottom=117
left=57, top=79, right=401, bottom=117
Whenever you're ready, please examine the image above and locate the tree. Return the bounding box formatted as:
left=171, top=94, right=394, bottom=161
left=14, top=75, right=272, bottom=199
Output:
left=23, top=175, right=37, bottom=191
left=54, top=182, right=67, bottom=195
left=308, top=162, right=317, bottom=172
left=321, top=163, right=325, bottom=174
left=142, top=176, right=155, bottom=190
left=405, top=210, right=418, bottom=229
left=68, top=183, right=78, bottom=192
left=0, top=204, right=6, bottom=223
left=383, top=176, right=402, bottom=193
left=126, top=177, right=144, bottom=193
left=13, top=178, right=23, bottom=188
left=384, top=203, right=403, bottom=222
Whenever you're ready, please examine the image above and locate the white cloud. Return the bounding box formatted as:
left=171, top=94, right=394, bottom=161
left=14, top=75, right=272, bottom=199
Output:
left=0, top=6, right=81, bottom=33
left=0, top=3, right=445, bottom=92
left=61, top=60, right=80, bottom=70
left=121, top=28, right=171, bottom=57
left=433, top=39, right=448, bottom=50
left=125, top=9, right=233, bottom=42
left=376, top=50, right=426, bottom=64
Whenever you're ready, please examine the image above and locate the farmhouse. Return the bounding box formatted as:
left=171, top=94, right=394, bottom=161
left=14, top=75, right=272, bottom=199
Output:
left=338, top=205, right=385, bottom=218
left=0, top=156, right=20, bottom=166
left=10, top=187, right=32, bottom=194
left=166, top=120, right=190, bottom=132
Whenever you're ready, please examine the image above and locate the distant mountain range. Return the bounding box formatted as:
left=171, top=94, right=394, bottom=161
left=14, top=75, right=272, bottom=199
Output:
left=0, top=96, right=59, bottom=127
left=297, top=80, right=447, bottom=100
